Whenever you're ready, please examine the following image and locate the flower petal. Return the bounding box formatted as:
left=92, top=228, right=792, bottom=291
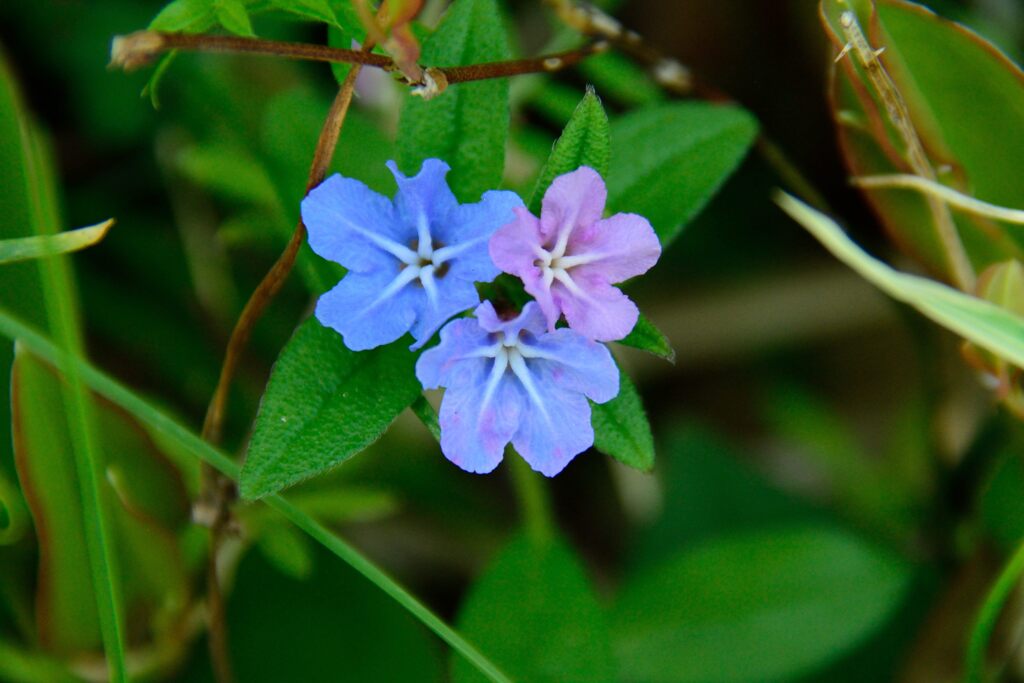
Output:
left=490, top=206, right=544, bottom=277
left=539, top=166, right=607, bottom=247
left=436, top=190, right=524, bottom=282
left=388, top=159, right=459, bottom=247
left=439, top=363, right=525, bottom=474
left=475, top=301, right=548, bottom=337
left=568, top=212, right=662, bottom=284
left=523, top=329, right=619, bottom=403
left=315, top=267, right=420, bottom=351
left=510, top=378, right=594, bottom=477
left=416, top=318, right=493, bottom=390
left=302, top=174, right=414, bottom=272
left=555, top=276, right=639, bottom=342
left=408, top=271, right=483, bottom=350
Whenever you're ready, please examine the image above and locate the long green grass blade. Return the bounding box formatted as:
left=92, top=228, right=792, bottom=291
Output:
left=13, top=83, right=128, bottom=679
left=965, top=538, right=1024, bottom=683
left=0, top=308, right=513, bottom=683
left=0, top=219, right=113, bottom=265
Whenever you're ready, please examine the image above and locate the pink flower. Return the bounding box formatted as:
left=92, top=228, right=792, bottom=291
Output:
left=489, top=167, right=661, bottom=341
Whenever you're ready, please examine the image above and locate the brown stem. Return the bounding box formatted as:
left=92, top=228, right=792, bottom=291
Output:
left=112, top=31, right=610, bottom=93
left=442, top=42, right=609, bottom=84
left=196, top=28, right=376, bottom=683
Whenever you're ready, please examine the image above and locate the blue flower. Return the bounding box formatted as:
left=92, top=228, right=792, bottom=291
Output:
left=302, top=159, right=524, bottom=351
left=416, top=301, right=620, bottom=476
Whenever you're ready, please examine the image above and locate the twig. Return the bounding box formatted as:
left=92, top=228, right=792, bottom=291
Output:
left=195, top=26, right=378, bottom=683
left=542, top=0, right=692, bottom=95
left=111, top=30, right=609, bottom=98
left=835, top=9, right=975, bottom=291
left=853, top=174, right=1024, bottom=225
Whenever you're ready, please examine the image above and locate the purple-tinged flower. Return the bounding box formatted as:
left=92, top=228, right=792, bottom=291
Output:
left=416, top=301, right=619, bottom=476
left=302, top=159, right=523, bottom=351
left=489, top=166, right=661, bottom=342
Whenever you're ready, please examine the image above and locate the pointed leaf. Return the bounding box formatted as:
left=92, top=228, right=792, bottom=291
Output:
left=214, top=0, right=254, bottom=36
left=529, top=87, right=610, bottom=213
left=241, top=318, right=422, bottom=499
left=591, top=370, right=655, bottom=471
left=396, top=0, right=511, bottom=201
left=608, top=102, right=757, bottom=247
left=0, top=220, right=113, bottom=265
left=618, top=313, right=674, bottom=362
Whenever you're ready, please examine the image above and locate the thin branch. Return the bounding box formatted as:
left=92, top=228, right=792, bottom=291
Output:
left=836, top=9, right=975, bottom=291
left=853, top=174, right=1024, bottom=225
left=111, top=30, right=609, bottom=98
left=542, top=0, right=693, bottom=95
left=195, top=25, right=379, bottom=683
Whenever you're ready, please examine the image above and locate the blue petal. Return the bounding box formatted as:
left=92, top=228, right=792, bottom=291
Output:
left=315, top=267, right=420, bottom=351
left=510, top=376, right=595, bottom=477
left=408, top=273, right=482, bottom=350
left=434, top=190, right=524, bottom=282
left=522, top=329, right=619, bottom=403
left=438, top=368, right=525, bottom=474
left=302, top=174, right=416, bottom=272
left=388, top=159, right=459, bottom=246
left=416, top=318, right=494, bottom=389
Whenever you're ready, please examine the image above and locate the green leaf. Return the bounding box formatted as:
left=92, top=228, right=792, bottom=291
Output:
left=630, top=426, right=812, bottom=569
left=214, top=0, right=255, bottom=36
left=591, top=370, right=654, bottom=471
left=528, top=87, right=610, bottom=213
left=240, top=318, right=422, bottom=499
left=618, top=313, right=674, bottom=362
left=611, top=524, right=912, bottom=683
left=149, top=0, right=217, bottom=32
left=777, top=192, right=1024, bottom=371
left=453, top=535, right=615, bottom=683
left=608, top=102, right=757, bottom=246
left=821, top=0, right=1024, bottom=274
left=175, top=142, right=277, bottom=205
left=256, top=523, right=314, bottom=580
left=0, top=219, right=113, bottom=265
left=265, top=0, right=340, bottom=26
left=396, top=0, right=511, bottom=201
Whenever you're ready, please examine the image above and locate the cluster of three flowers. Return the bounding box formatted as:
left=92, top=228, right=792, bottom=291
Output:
left=302, top=158, right=661, bottom=476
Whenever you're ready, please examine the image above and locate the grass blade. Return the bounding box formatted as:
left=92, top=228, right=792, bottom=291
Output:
left=0, top=219, right=113, bottom=265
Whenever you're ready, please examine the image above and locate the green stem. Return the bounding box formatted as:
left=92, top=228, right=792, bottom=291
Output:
left=0, top=309, right=514, bottom=683
left=508, top=455, right=555, bottom=545
left=19, top=114, right=127, bottom=678
left=965, top=538, right=1024, bottom=683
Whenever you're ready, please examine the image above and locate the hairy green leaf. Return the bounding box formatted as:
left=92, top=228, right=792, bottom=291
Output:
left=608, top=102, right=757, bottom=246
left=397, top=0, right=510, bottom=201
left=591, top=370, right=655, bottom=471
left=214, top=0, right=255, bottom=35
left=612, top=524, right=911, bottom=682
left=0, top=220, right=113, bottom=265
left=241, top=318, right=422, bottom=499
left=618, top=314, right=674, bottom=362
left=453, top=534, right=615, bottom=683
left=149, top=0, right=217, bottom=32
left=529, top=87, right=610, bottom=213
left=265, top=0, right=340, bottom=26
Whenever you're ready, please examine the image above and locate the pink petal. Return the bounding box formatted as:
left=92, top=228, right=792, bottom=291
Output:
left=556, top=276, right=639, bottom=342
left=539, top=167, right=607, bottom=246
left=569, top=212, right=662, bottom=284
left=490, top=206, right=543, bottom=277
